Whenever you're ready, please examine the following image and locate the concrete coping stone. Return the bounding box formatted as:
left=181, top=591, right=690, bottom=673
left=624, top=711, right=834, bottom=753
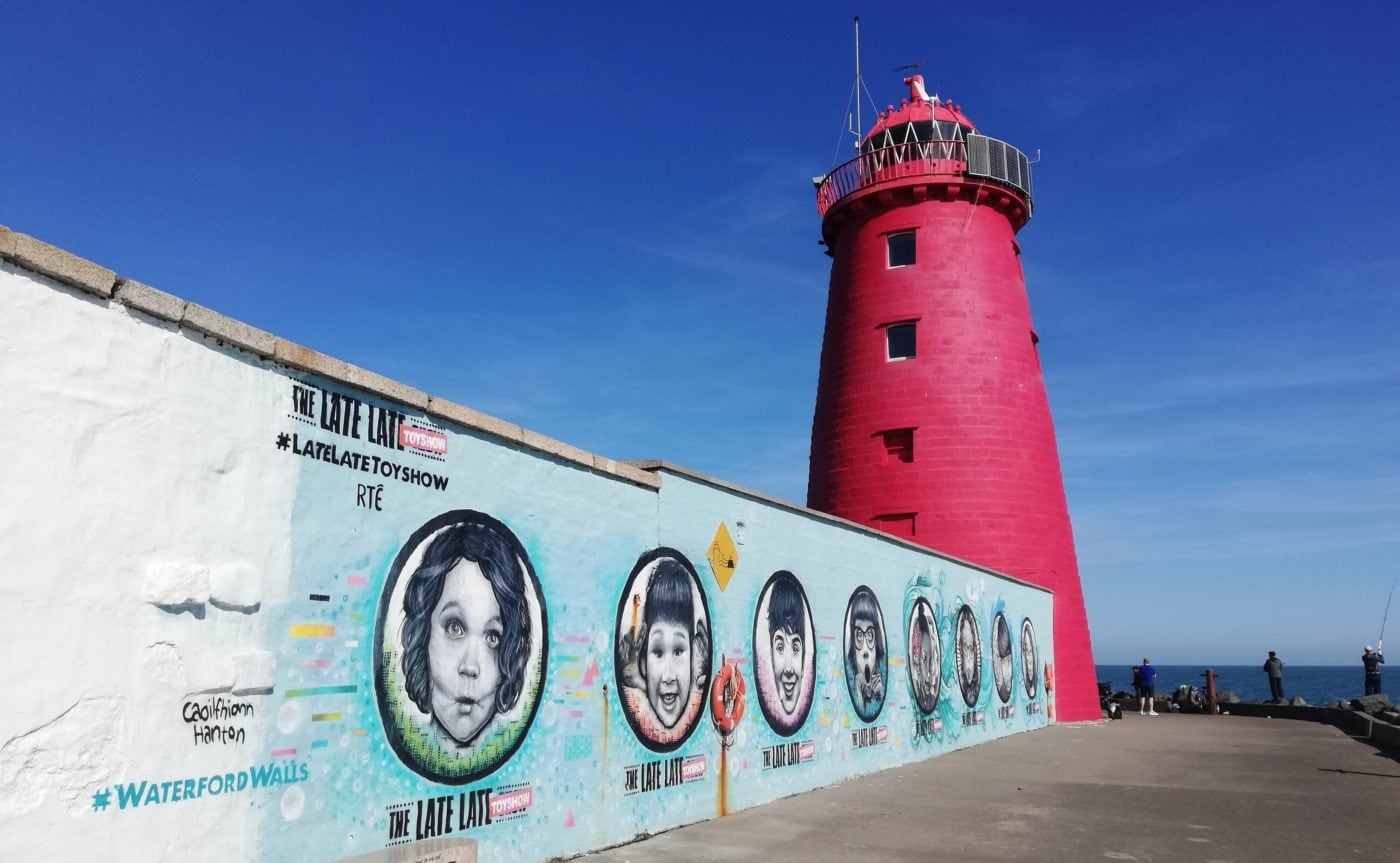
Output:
left=346, top=363, right=430, bottom=411
left=426, top=396, right=524, bottom=441
left=114, top=278, right=188, bottom=323
left=626, top=460, right=1044, bottom=591
left=183, top=302, right=277, bottom=357
left=1, top=228, right=117, bottom=297
left=2, top=227, right=663, bottom=492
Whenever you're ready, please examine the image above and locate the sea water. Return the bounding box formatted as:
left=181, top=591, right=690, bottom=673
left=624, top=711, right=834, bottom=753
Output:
left=1094, top=664, right=1379, bottom=706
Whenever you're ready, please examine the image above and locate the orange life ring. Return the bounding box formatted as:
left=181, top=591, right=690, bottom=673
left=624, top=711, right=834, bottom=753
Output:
left=711, top=662, right=746, bottom=736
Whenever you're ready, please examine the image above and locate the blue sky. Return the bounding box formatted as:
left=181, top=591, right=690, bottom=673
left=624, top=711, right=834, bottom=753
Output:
left=4, top=3, right=1397, bottom=665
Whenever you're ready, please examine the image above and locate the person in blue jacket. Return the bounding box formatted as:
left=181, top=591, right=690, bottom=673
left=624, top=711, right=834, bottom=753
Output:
left=1139, top=658, right=1158, bottom=715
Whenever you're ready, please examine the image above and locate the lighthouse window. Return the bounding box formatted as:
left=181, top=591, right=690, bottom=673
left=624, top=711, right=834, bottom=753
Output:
left=887, top=231, right=916, bottom=268
left=885, top=322, right=917, bottom=360
left=873, top=512, right=917, bottom=540
left=880, top=428, right=915, bottom=464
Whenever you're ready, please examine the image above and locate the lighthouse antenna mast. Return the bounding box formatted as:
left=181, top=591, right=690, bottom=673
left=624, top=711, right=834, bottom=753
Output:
left=853, top=16, right=862, bottom=146
left=844, top=18, right=879, bottom=152
left=831, top=17, right=880, bottom=166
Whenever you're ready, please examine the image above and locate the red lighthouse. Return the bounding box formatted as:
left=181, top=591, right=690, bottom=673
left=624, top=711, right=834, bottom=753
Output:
left=808, top=74, right=1098, bottom=721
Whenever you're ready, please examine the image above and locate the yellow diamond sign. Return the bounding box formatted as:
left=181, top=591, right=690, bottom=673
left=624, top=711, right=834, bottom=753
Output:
left=707, top=522, right=739, bottom=591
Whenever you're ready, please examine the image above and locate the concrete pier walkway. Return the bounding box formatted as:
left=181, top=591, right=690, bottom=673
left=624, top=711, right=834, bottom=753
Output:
left=578, top=714, right=1400, bottom=862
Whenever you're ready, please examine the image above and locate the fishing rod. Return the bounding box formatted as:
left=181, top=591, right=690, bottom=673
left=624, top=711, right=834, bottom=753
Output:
left=1380, top=577, right=1398, bottom=652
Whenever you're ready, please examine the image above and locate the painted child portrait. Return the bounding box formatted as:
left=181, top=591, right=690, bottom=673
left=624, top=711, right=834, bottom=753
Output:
left=401, top=520, right=531, bottom=745
left=954, top=604, right=982, bottom=709
left=1021, top=618, right=1039, bottom=698
left=992, top=611, right=1014, bottom=704
left=753, top=570, right=815, bottom=735
left=375, top=510, right=546, bottom=784
left=843, top=586, right=887, bottom=722
left=615, top=548, right=712, bottom=752
left=906, top=597, right=941, bottom=716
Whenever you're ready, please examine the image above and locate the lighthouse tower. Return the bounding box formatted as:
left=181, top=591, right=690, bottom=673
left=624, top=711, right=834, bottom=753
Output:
left=808, top=75, right=1098, bottom=721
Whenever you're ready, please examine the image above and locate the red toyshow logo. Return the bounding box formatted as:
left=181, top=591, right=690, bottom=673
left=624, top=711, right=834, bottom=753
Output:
left=489, top=786, right=532, bottom=819
left=399, top=425, right=448, bottom=455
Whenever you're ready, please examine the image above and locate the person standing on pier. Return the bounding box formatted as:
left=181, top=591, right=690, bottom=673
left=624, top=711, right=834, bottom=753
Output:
left=1362, top=646, right=1385, bottom=695
left=1263, top=651, right=1285, bottom=702
left=1139, top=658, right=1158, bottom=715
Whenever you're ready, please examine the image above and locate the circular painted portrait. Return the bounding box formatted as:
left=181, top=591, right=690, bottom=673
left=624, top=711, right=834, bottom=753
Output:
left=954, top=604, right=982, bottom=708
left=992, top=612, right=1014, bottom=704
left=905, top=597, right=942, bottom=716
left=615, top=548, right=712, bottom=753
left=843, top=586, right=888, bottom=722
left=374, top=510, right=548, bottom=785
left=1021, top=618, right=1039, bottom=698
left=752, top=570, right=816, bottom=736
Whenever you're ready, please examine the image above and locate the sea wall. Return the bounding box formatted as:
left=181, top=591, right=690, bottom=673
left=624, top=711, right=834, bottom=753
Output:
left=0, top=229, right=1055, bottom=863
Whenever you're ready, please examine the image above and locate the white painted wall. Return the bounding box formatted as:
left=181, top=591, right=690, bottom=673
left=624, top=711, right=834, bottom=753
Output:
left=0, top=262, right=295, bottom=860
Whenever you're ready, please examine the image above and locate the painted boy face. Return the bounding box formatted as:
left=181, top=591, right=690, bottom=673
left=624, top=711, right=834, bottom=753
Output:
left=770, top=626, right=804, bottom=715
left=646, top=620, right=693, bottom=728
left=428, top=559, right=503, bottom=745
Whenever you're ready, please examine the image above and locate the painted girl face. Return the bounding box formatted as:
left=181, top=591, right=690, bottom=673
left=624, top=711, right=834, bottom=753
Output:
left=428, top=559, right=503, bottom=745
left=645, top=620, right=693, bottom=728
left=853, top=614, right=877, bottom=701
left=771, top=627, right=804, bottom=715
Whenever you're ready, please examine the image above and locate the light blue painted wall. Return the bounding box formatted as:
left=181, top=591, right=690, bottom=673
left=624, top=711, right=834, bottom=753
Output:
left=251, top=362, right=1052, bottom=863
left=2, top=257, right=1051, bottom=863
left=84, top=369, right=1052, bottom=863
left=651, top=469, right=1054, bottom=817
left=259, top=371, right=662, bottom=863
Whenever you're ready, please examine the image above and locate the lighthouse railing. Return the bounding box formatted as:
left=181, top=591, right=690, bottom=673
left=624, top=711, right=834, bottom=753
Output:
left=965, top=134, right=1034, bottom=206
left=817, top=135, right=1033, bottom=217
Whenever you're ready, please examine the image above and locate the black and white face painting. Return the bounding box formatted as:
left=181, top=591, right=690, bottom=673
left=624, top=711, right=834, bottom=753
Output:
left=843, top=586, right=888, bottom=722
left=906, top=598, right=941, bottom=716
left=374, top=510, right=547, bottom=785
left=1021, top=618, right=1039, bottom=698
left=753, top=571, right=816, bottom=735
left=614, top=548, right=713, bottom=753
left=993, top=612, right=1013, bottom=704
left=954, top=604, right=982, bottom=709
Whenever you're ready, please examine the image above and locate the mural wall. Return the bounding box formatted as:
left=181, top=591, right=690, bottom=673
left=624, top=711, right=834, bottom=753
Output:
left=0, top=256, right=1054, bottom=863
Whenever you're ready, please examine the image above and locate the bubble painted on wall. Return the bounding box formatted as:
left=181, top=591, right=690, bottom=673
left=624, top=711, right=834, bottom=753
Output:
left=373, top=510, right=548, bottom=784
left=614, top=548, right=713, bottom=752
